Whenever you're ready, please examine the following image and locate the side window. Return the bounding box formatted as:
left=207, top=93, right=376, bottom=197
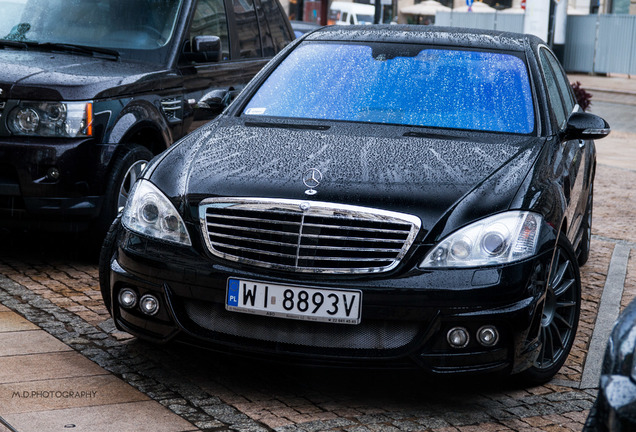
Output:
left=255, top=0, right=275, bottom=57
left=257, top=0, right=292, bottom=54
left=184, top=0, right=230, bottom=62
left=540, top=49, right=567, bottom=129
left=342, top=12, right=349, bottom=22
left=544, top=50, right=576, bottom=115
left=233, top=0, right=262, bottom=58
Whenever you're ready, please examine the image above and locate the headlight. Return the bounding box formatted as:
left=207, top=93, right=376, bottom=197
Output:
left=122, top=179, right=192, bottom=246
left=420, top=211, right=542, bottom=268
left=8, top=101, right=93, bottom=137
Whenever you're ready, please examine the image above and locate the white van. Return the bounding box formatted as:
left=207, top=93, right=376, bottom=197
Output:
left=328, top=1, right=375, bottom=25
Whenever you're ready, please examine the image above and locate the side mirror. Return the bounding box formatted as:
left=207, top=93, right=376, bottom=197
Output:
left=192, top=35, right=222, bottom=62
left=564, top=112, right=610, bottom=140
left=197, top=89, right=231, bottom=112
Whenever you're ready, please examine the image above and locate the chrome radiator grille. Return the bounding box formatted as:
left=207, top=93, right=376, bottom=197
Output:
left=199, top=198, right=421, bottom=274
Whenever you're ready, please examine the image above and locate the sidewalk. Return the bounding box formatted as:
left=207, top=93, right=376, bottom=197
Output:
left=569, top=73, right=636, bottom=172
left=0, top=302, right=198, bottom=432
left=569, top=73, right=636, bottom=96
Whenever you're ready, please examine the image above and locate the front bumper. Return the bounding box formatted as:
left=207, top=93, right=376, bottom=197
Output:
left=106, top=228, right=554, bottom=375
left=0, top=137, right=117, bottom=227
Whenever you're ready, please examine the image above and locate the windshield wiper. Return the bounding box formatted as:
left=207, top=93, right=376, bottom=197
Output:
left=0, top=39, right=28, bottom=50
left=245, top=121, right=330, bottom=131
left=35, top=42, right=119, bottom=60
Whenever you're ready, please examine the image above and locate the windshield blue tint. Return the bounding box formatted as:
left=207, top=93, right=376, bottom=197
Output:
left=243, top=43, right=535, bottom=133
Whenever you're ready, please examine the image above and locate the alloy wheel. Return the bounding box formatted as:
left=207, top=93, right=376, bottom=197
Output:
left=535, top=246, right=580, bottom=370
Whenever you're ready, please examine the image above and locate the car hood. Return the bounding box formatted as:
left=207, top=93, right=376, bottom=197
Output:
left=149, top=118, right=545, bottom=241
left=0, top=49, right=166, bottom=100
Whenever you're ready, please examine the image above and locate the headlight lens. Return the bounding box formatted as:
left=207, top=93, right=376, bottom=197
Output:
left=420, top=211, right=542, bottom=268
left=8, top=101, right=93, bottom=137
left=122, top=179, right=192, bottom=246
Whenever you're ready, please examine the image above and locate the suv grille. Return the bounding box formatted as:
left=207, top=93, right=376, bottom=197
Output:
left=199, top=198, right=421, bottom=274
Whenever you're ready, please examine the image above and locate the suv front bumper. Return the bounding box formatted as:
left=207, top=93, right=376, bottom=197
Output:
left=0, top=137, right=117, bottom=227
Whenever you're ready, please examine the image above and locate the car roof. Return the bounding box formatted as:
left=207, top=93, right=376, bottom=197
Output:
left=304, top=25, right=544, bottom=52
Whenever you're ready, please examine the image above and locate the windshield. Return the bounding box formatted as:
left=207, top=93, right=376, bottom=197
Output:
left=243, top=42, right=535, bottom=134
left=0, top=0, right=183, bottom=63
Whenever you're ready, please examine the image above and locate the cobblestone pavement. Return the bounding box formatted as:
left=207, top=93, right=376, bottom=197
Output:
left=0, top=98, right=634, bottom=431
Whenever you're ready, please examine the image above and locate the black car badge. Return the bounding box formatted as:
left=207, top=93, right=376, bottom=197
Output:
left=303, top=168, right=322, bottom=196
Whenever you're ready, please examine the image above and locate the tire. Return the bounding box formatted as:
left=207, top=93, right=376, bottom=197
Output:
left=98, top=215, right=123, bottom=314
left=519, top=235, right=582, bottom=385
left=96, top=144, right=153, bottom=236
left=577, top=183, right=594, bottom=266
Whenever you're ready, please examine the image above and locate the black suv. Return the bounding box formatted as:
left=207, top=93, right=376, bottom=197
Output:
left=0, top=0, right=292, bottom=233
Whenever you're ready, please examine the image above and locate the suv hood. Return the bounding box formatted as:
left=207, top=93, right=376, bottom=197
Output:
left=149, top=118, right=545, bottom=240
left=0, top=49, right=165, bottom=100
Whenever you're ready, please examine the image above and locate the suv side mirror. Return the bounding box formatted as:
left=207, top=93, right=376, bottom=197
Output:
left=193, top=35, right=222, bottom=62
left=197, top=89, right=231, bottom=113
left=564, top=112, right=610, bottom=140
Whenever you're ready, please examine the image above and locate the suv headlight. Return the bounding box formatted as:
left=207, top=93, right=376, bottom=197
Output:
left=8, top=101, right=93, bottom=137
left=420, top=211, right=542, bottom=268
left=122, top=179, right=192, bottom=246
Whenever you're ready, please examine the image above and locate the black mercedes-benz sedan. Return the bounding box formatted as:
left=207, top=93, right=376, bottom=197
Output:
left=100, top=26, right=610, bottom=384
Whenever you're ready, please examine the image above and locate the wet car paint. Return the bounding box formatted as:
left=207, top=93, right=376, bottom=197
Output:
left=585, top=299, right=636, bottom=430
left=101, top=26, right=609, bottom=382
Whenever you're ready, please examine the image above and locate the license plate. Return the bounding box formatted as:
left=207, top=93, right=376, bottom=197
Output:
left=226, top=278, right=362, bottom=325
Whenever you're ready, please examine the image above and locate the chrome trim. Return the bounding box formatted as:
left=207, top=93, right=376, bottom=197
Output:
left=199, top=198, right=421, bottom=274
left=160, top=98, right=181, bottom=119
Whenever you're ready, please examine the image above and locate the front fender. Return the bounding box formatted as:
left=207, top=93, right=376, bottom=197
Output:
left=95, top=99, right=172, bottom=184
left=426, top=139, right=545, bottom=243
left=511, top=135, right=565, bottom=221
left=105, top=99, right=173, bottom=146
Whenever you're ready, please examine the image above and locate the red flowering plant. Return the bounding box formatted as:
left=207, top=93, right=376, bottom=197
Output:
left=571, top=81, right=592, bottom=111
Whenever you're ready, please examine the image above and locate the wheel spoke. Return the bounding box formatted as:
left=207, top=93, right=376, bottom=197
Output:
left=550, top=249, right=562, bottom=285
left=556, top=300, right=576, bottom=309
left=545, top=325, right=555, bottom=361
left=554, top=311, right=573, bottom=330
left=550, top=321, right=565, bottom=349
left=554, top=278, right=574, bottom=298
left=551, top=259, right=570, bottom=288
left=538, top=327, right=547, bottom=366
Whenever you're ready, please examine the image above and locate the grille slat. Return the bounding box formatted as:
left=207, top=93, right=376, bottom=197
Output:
left=206, top=222, right=302, bottom=237
left=199, top=198, right=421, bottom=274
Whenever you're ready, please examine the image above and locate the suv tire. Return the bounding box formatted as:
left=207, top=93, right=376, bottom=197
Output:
left=97, top=144, right=153, bottom=234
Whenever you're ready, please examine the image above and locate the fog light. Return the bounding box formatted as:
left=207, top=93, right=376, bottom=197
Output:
left=477, top=326, right=499, bottom=347
left=118, top=288, right=138, bottom=309
left=139, top=294, right=159, bottom=316
left=447, top=327, right=469, bottom=348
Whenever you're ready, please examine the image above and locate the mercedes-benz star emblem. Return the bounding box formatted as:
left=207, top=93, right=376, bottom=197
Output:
left=303, top=168, right=322, bottom=196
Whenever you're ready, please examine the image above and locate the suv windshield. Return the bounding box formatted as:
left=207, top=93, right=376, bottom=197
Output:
left=243, top=42, right=535, bottom=134
left=0, top=0, right=183, bottom=63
